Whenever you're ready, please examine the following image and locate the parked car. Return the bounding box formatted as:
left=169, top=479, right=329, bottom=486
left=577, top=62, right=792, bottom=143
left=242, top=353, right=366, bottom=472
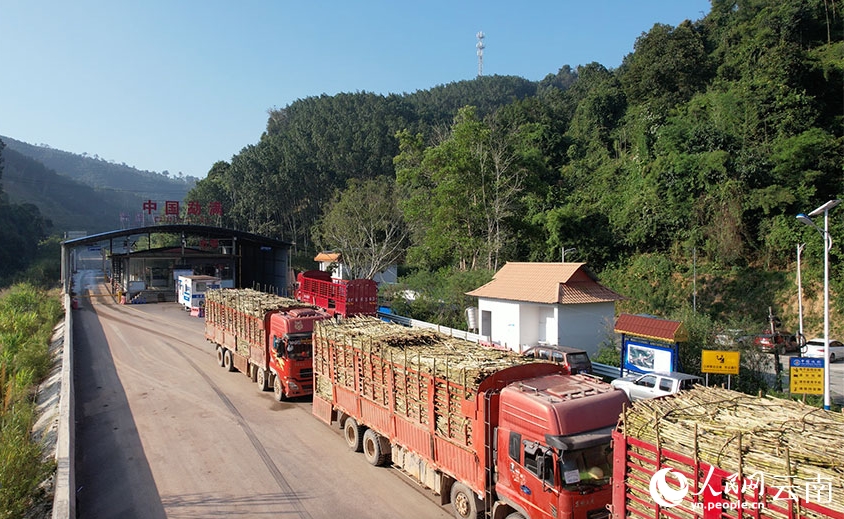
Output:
left=522, top=344, right=593, bottom=374
left=610, top=371, right=702, bottom=402
left=714, top=329, right=750, bottom=347
left=802, top=338, right=844, bottom=363
left=753, top=332, right=801, bottom=354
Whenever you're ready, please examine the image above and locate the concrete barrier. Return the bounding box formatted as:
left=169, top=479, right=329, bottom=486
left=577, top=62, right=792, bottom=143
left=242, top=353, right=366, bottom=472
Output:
left=52, top=294, right=75, bottom=519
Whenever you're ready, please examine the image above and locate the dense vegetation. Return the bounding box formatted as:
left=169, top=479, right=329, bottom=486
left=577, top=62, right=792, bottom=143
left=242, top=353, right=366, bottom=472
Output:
left=187, top=0, right=844, bottom=342
left=0, top=140, right=59, bottom=288
left=0, top=284, right=63, bottom=518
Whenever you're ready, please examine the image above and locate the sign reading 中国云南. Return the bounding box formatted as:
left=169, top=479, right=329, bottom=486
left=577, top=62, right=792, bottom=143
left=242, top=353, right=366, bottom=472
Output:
left=789, top=357, right=824, bottom=394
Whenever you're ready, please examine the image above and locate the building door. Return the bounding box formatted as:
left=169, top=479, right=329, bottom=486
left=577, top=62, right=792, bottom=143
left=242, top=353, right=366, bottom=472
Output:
left=481, top=310, right=492, bottom=337
left=538, top=307, right=554, bottom=344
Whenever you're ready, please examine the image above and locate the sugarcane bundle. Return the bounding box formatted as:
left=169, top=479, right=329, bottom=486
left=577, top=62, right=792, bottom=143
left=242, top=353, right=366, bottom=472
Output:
left=206, top=288, right=302, bottom=319
left=435, top=380, right=472, bottom=444
left=207, top=288, right=312, bottom=348
left=314, top=316, right=537, bottom=391
left=394, top=368, right=429, bottom=425
left=620, top=386, right=844, bottom=513
left=314, top=317, right=540, bottom=447
left=314, top=373, right=332, bottom=400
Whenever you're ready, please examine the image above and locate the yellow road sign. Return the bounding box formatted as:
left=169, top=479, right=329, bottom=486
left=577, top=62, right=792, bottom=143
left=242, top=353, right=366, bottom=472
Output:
left=701, top=350, right=740, bottom=375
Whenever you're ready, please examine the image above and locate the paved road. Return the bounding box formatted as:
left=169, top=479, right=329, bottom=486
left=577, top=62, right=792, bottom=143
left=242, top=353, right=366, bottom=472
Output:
left=72, top=268, right=451, bottom=519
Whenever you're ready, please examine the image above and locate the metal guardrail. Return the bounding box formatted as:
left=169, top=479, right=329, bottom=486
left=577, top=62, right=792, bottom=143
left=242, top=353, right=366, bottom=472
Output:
left=377, top=311, right=493, bottom=344
left=591, top=362, right=620, bottom=380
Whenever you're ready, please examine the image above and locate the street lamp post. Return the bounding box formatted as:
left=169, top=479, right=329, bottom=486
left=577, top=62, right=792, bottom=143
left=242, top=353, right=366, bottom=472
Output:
left=562, top=247, right=577, bottom=263
left=797, top=199, right=840, bottom=411
left=797, top=243, right=805, bottom=340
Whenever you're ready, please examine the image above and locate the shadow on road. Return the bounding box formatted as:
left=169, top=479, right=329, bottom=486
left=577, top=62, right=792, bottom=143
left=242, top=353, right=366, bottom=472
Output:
left=74, top=304, right=167, bottom=519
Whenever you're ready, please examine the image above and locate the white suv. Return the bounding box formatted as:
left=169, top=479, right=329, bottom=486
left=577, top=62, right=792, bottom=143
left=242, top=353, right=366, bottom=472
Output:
left=610, top=371, right=702, bottom=402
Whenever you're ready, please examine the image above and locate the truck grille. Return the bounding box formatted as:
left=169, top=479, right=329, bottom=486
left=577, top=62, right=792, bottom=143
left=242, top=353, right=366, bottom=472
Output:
left=300, top=368, right=313, bottom=379
left=586, top=508, right=609, bottom=519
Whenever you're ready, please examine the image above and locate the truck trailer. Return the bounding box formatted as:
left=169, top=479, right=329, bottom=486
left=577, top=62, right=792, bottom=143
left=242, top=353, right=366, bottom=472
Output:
left=611, top=386, right=844, bottom=519
left=311, top=317, right=628, bottom=519
left=205, top=288, right=331, bottom=400
left=295, top=270, right=377, bottom=318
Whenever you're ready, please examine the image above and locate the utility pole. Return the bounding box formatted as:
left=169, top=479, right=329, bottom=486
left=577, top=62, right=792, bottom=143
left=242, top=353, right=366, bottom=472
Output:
left=476, top=32, right=485, bottom=77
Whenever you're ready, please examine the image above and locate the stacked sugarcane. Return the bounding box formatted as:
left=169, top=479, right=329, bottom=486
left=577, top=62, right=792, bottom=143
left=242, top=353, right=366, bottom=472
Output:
left=620, top=386, right=844, bottom=515
left=206, top=288, right=305, bottom=356
left=313, top=316, right=539, bottom=447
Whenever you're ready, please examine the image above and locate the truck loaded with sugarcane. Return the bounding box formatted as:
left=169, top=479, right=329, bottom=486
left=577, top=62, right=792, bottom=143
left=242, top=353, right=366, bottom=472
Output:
left=610, top=386, right=844, bottom=519
left=205, top=288, right=331, bottom=400
left=311, top=316, right=629, bottom=519
left=295, top=269, right=378, bottom=318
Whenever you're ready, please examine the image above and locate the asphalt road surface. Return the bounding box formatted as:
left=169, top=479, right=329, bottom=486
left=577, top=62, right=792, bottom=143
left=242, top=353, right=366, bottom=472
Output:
left=72, top=268, right=451, bottom=519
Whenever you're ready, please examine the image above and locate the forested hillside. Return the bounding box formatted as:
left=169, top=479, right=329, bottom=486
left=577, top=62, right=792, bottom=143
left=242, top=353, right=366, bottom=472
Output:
left=1, top=147, right=132, bottom=232
left=0, top=140, right=53, bottom=284
left=1, top=136, right=197, bottom=202
left=187, top=0, right=843, bottom=330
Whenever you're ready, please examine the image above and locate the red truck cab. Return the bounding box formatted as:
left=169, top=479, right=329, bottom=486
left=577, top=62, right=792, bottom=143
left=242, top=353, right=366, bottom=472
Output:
left=266, top=307, right=324, bottom=398
left=494, top=374, right=629, bottom=519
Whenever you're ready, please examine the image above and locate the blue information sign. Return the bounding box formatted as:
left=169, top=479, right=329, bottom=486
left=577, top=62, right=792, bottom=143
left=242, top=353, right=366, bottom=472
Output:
left=790, top=357, right=824, bottom=369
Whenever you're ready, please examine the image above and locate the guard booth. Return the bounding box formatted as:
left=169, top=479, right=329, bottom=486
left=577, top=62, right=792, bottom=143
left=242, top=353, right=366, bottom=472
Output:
left=177, top=275, right=221, bottom=316
left=614, top=313, right=688, bottom=376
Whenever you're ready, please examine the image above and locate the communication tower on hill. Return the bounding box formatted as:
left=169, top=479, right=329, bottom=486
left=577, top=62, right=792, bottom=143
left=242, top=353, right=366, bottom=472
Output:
left=476, top=31, right=485, bottom=77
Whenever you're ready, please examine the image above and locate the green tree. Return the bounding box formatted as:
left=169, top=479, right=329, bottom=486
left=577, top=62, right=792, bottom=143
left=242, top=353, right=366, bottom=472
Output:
left=185, top=161, right=234, bottom=227
left=620, top=21, right=711, bottom=112
left=313, top=177, right=407, bottom=279
left=396, top=106, right=530, bottom=271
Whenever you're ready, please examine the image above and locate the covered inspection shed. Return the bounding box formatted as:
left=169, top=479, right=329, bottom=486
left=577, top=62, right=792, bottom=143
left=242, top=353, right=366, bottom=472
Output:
left=61, top=224, right=294, bottom=303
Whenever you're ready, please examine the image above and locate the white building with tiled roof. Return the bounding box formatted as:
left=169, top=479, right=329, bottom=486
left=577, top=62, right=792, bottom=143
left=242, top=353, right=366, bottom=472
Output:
left=312, top=251, right=397, bottom=284
left=465, top=262, right=625, bottom=356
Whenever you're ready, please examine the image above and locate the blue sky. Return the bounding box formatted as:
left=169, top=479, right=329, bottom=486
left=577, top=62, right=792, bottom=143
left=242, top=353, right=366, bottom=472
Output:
left=1, top=1, right=712, bottom=180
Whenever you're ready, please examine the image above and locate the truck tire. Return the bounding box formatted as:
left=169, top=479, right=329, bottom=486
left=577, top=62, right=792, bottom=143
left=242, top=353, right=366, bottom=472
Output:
left=256, top=368, right=269, bottom=391
left=505, top=514, right=525, bottom=519
left=273, top=376, right=286, bottom=401
left=223, top=349, right=235, bottom=372
left=215, top=345, right=225, bottom=367
left=344, top=417, right=364, bottom=452
left=362, top=429, right=390, bottom=466
left=450, top=482, right=481, bottom=519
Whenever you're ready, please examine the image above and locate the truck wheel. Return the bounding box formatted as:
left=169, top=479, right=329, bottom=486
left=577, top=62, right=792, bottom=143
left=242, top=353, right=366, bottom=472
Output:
left=273, top=376, right=286, bottom=401
left=256, top=368, right=269, bottom=391
left=215, top=345, right=225, bottom=367
left=450, top=482, right=481, bottom=519
left=505, top=514, right=525, bottom=519
left=344, top=417, right=364, bottom=452
left=362, top=429, right=390, bottom=466
left=223, top=349, right=235, bottom=372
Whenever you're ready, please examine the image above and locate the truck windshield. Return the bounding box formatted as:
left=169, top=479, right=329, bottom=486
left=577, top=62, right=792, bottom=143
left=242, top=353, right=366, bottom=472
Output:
left=284, top=337, right=312, bottom=360
left=558, top=443, right=612, bottom=490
